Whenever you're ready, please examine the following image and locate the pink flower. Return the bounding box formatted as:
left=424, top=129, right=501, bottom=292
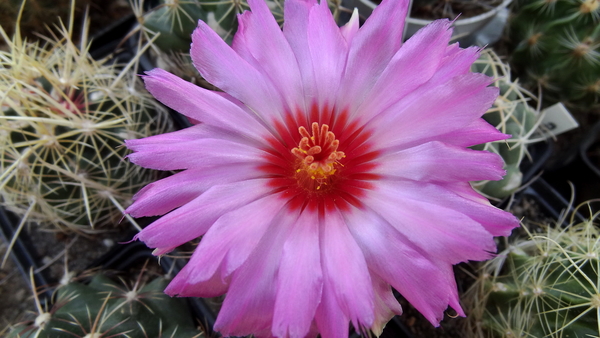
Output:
left=125, top=0, right=519, bottom=336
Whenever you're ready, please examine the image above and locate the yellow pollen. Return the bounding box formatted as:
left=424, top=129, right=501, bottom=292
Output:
left=292, top=122, right=345, bottom=183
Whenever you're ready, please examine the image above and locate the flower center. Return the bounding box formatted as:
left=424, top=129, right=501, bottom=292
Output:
left=291, top=122, right=345, bottom=190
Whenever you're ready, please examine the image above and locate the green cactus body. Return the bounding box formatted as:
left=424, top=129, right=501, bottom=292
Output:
left=464, top=210, right=600, bottom=337
left=9, top=273, right=204, bottom=338
left=471, top=50, right=542, bottom=199
left=508, top=0, right=600, bottom=110
left=0, top=10, right=172, bottom=232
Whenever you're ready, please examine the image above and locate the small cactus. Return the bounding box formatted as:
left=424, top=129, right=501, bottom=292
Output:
left=0, top=2, right=172, bottom=235
left=132, top=0, right=284, bottom=51
left=471, top=49, right=543, bottom=199
left=8, top=265, right=204, bottom=338
left=507, top=0, right=600, bottom=110
left=463, top=202, right=600, bottom=338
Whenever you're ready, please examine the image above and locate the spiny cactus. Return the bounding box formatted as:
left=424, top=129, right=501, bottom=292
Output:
left=8, top=265, right=204, bottom=338
left=463, top=202, right=600, bottom=338
left=508, top=0, right=600, bottom=111
left=133, top=0, right=279, bottom=50
left=0, top=3, right=172, bottom=236
left=471, top=49, right=544, bottom=199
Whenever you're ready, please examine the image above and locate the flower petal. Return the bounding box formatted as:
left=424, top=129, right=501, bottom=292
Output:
left=191, top=20, right=286, bottom=121
left=215, top=211, right=297, bottom=336
left=283, top=0, right=318, bottom=103
left=184, top=194, right=287, bottom=285
left=336, top=0, right=409, bottom=115
left=134, top=179, right=274, bottom=251
left=320, top=206, right=374, bottom=330
left=315, top=279, right=350, bottom=338
left=232, top=0, right=305, bottom=112
left=374, top=141, right=506, bottom=183
left=339, top=8, right=359, bottom=45
left=142, top=68, right=270, bottom=139
left=355, top=19, right=453, bottom=120
left=371, top=273, right=403, bottom=336
left=364, top=181, right=497, bottom=264
left=305, top=0, right=348, bottom=106
left=344, top=206, right=462, bottom=326
left=126, top=164, right=262, bottom=217
left=437, top=182, right=520, bottom=236
left=165, top=264, right=229, bottom=297
left=127, top=132, right=267, bottom=171
left=369, top=73, right=498, bottom=150
left=433, top=117, right=510, bottom=147
left=273, top=209, right=322, bottom=338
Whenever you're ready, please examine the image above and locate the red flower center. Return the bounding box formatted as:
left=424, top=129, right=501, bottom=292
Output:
left=261, top=105, right=381, bottom=212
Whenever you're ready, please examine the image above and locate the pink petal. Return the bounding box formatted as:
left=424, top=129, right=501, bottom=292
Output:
left=127, top=135, right=266, bottom=171
left=355, top=19, right=453, bottom=120
left=315, top=280, right=350, bottom=338
left=369, top=73, right=498, bottom=151
left=165, top=264, right=229, bottom=297
left=339, top=9, right=359, bottom=45
left=437, top=182, right=520, bottom=236
left=142, top=68, right=269, bottom=139
left=126, top=164, right=262, bottom=217
left=371, top=274, right=403, bottom=336
left=374, top=141, right=506, bottom=182
left=135, top=179, right=274, bottom=251
left=336, top=0, right=409, bottom=115
left=305, top=0, right=348, bottom=106
left=320, top=207, right=374, bottom=330
left=344, top=206, right=462, bottom=326
left=273, top=210, right=323, bottom=338
left=215, top=211, right=297, bottom=336
left=283, top=0, right=318, bottom=103
left=232, top=0, right=305, bottom=111
left=430, top=45, right=481, bottom=84
left=183, top=194, right=287, bottom=285
left=433, top=117, right=511, bottom=147
left=191, top=20, right=287, bottom=120
left=364, top=182, right=497, bottom=265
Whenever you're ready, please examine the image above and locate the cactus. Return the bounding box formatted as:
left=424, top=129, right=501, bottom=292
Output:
left=471, top=49, right=543, bottom=199
left=0, top=2, right=172, bottom=236
left=463, top=203, right=600, bottom=338
left=131, top=0, right=284, bottom=52
left=7, top=265, right=204, bottom=337
left=507, top=0, right=600, bottom=111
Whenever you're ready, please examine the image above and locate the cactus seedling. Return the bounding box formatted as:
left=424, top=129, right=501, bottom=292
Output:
left=470, top=49, right=544, bottom=199
left=0, top=1, right=172, bottom=241
left=463, top=202, right=600, bottom=338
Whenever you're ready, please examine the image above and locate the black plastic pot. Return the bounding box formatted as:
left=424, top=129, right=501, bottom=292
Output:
left=580, top=120, right=600, bottom=179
